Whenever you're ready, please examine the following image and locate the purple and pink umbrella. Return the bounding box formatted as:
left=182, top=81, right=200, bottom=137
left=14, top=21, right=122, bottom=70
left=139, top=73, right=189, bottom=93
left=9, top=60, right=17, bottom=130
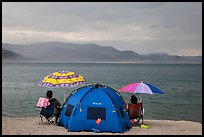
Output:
left=119, top=81, right=164, bottom=94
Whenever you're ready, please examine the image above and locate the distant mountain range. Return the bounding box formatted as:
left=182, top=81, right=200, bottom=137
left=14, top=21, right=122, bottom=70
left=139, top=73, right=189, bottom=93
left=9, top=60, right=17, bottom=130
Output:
left=2, top=42, right=202, bottom=63
left=2, top=48, right=26, bottom=61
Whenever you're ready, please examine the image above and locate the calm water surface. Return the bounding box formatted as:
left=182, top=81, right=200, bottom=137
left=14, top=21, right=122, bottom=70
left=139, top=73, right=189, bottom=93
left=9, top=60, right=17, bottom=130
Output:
left=2, top=62, right=202, bottom=123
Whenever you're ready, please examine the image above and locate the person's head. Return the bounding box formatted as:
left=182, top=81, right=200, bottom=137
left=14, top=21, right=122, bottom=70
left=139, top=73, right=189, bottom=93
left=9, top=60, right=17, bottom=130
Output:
left=130, top=95, right=138, bottom=104
left=46, top=90, right=53, bottom=98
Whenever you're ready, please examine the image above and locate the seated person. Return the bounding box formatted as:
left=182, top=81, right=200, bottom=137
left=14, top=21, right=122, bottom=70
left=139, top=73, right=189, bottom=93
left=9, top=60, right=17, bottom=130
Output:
left=126, top=95, right=143, bottom=126
left=39, top=90, right=61, bottom=124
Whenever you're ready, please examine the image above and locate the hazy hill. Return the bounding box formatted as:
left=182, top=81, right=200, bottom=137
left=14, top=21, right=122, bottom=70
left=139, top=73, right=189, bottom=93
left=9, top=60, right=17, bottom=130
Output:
left=2, top=48, right=27, bottom=61
left=2, top=42, right=202, bottom=63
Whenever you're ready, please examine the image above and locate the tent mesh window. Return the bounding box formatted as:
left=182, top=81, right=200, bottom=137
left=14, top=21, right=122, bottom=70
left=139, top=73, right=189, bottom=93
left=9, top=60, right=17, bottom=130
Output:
left=65, top=104, right=74, bottom=117
left=118, top=107, right=125, bottom=118
left=87, top=107, right=106, bottom=120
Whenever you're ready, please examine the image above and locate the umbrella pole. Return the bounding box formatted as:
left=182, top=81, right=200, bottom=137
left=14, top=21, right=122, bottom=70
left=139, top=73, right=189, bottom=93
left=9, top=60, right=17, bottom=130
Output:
left=140, top=96, right=142, bottom=103
left=64, top=91, right=65, bottom=102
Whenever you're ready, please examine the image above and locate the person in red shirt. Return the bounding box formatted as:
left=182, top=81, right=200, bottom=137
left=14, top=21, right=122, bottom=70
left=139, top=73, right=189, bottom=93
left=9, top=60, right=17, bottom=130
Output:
left=126, top=95, right=143, bottom=126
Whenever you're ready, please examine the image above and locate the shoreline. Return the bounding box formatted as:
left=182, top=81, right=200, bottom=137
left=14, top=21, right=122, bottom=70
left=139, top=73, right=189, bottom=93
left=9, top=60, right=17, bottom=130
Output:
left=2, top=116, right=202, bottom=135
left=2, top=61, right=202, bottom=64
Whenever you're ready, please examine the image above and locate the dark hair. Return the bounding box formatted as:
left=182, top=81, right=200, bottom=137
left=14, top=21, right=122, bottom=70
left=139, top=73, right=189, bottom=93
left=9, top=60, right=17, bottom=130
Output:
left=130, top=95, right=138, bottom=104
left=46, top=90, right=53, bottom=98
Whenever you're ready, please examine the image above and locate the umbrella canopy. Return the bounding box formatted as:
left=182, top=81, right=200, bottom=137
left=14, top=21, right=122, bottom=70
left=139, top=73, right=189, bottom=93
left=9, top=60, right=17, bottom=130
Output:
left=39, top=71, right=86, bottom=88
left=119, top=81, right=164, bottom=94
left=39, top=70, right=86, bottom=101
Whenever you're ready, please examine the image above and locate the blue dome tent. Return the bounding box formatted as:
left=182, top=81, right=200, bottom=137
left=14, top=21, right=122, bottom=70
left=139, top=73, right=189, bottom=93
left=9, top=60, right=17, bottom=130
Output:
left=58, top=84, right=131, bottom=133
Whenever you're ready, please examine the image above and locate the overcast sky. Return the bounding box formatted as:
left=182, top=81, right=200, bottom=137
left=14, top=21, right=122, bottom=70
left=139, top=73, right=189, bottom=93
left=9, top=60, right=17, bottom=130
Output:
left=2, top=2, right=202, bottom=56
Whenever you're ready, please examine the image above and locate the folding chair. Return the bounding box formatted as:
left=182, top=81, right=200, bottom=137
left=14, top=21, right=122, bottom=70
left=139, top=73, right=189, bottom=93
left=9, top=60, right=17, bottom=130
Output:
left=38, top=98, right=56, bottom=124
left=128, top=102, right=144, bottom=126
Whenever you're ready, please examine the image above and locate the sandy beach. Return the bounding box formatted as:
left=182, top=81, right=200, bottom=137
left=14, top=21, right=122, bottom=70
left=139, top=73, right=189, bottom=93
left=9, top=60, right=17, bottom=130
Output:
left=2, top=116, right=202, bottom=135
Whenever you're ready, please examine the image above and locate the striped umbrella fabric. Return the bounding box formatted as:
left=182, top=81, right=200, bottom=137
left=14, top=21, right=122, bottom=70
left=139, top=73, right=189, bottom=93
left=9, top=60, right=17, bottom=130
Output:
left=39, top=71, right=86, bottom=88
left=119, top=81, right=164, bottom=94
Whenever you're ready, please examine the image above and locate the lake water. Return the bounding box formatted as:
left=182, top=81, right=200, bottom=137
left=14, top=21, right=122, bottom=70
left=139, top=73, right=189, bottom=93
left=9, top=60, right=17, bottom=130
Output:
left=2, top=62, right=202, bottom=123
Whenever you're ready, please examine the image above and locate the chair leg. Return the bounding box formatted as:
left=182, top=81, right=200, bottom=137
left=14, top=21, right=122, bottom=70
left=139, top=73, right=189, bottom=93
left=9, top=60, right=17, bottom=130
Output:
left=47, top=118, right=54, bottom=124
left=47, top=115, right=55, bottom=124
left=39, top=114, right=44, bottom=124
left=39, top=114, right=56, bottom=125
left=136, top=118, right=142, bottom=127
left=135, top=121, right=141, bottom=127
left=141, top=116, right=144, bottom=125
